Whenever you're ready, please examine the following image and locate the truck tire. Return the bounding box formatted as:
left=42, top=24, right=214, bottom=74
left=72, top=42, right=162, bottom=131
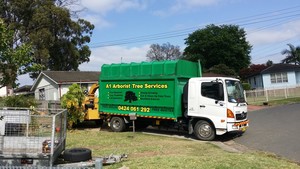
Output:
left=63, top=148, right=92, bottom=162
left=194, top=120, right=215, bottom=141
left=110, top=116, right=126, bottom=132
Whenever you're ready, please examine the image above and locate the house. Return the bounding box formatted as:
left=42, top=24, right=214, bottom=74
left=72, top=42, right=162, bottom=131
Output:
left=247, top=64, right=300, bottom=89
left=0, top=86, right=13, bottom=97
left=31, top=71, right=100, bottom=101
left=0, top=73, right=13, bottom=97
left=14, top=85, right=33, bottom=96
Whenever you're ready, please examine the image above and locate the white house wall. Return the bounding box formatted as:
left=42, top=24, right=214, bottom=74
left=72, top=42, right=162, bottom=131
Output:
left=58, top=83, right=98, bottom=100
left=0, top=86, right=7, bottom=97
left=59, top=84, right=71, bottom=99
left=34, top=77, right=59, bottom=101
left=262, top=71, right=297, bottom=89
left=296, top=71, right=300, bottom=84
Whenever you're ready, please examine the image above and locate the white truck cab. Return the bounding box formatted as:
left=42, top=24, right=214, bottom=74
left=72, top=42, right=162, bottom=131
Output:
left=187, top=77, right=249, bottom=140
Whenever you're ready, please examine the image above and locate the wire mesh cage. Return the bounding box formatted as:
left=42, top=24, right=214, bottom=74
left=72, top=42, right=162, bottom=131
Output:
left=0, top=108, right=67, bottom=166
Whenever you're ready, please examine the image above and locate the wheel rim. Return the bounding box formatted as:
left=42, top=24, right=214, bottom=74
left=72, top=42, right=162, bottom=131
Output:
left=198, top=124, right=212, bottom=138
left=112, top=119, right=120, bottom=129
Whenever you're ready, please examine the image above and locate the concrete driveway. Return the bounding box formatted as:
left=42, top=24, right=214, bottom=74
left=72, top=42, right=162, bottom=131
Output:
left=233, top=103, right=300, bottom=163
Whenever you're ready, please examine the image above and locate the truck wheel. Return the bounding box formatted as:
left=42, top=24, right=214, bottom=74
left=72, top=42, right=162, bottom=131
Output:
left=194, top=120, right=215, bottom=141
left=63, top=148, right=92, bottom=162
left=110, top=116, right=126, bottom=132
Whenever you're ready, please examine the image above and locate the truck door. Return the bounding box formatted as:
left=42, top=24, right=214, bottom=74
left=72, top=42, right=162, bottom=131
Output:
left=189, top=79, right=227, bottom=129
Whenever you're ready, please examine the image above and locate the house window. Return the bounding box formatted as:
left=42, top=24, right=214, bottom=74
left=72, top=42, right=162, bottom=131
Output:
left=270, top=73, right=288, bottom=83
left=39, top=88, right=45, bottom=100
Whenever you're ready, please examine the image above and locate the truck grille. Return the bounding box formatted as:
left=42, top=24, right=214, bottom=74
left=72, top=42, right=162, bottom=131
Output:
left=236, top=112, right=247, bottom=120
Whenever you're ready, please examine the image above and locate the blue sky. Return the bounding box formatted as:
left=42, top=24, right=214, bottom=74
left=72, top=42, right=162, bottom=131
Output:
left=18, top=0, right=300, bottom=85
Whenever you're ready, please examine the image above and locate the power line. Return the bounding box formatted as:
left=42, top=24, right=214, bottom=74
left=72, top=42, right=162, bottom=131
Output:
left=89, top=5, right=300, bottom=48
left=91, top=5, right=300, bottom=48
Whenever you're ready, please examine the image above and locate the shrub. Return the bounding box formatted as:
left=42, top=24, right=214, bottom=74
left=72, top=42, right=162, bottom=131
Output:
left=60, top=83, right=85, bottom=129
left=242, top=83, right=251, bottom=91
left=3, top=95, right=37, bottom=108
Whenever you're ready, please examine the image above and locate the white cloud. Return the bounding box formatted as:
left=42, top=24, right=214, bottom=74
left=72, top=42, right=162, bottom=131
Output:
left=247, top=20, right=300, bottom=64
left=247, top=20, right=300, bottom=46
left=79, top=0, right=147, bottom=29
left=153, top=0, right=219, bottom=17
left=81, top=0, right=146, bottom=15
left=79, top=45, right=150, bottom=71
left=17, top=46, right=149, bottom=86
left=81, top=14, right=112, bottom=29
left=178, top=0, right=219, bottom=8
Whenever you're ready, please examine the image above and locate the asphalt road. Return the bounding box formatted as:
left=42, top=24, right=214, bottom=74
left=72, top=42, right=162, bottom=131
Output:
left=233, top=103, right=300, bottom=163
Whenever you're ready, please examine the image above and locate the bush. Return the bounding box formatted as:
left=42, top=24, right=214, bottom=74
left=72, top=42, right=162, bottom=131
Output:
left=242, top=83, right=251, bottom=91
left=3, top=95, right=37, bottom=108
left=61, top=83, right=85, bottom=129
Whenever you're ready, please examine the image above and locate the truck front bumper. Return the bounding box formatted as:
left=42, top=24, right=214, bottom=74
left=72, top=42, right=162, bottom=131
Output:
left=227, top=120, right=249, bottom=132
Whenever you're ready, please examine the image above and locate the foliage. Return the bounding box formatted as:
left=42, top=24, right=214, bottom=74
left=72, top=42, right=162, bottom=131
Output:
left=0, top=19, right=35, bottom=88
left=207, top=64, right=236, bottom=76
left=3, top=95, right=37, bottom=108
left=266, top=60, right=273, bottom=66
left=242, top=83, right=251, bottom=91
left=183, top=24, right=252, bottom=74
left=281, top=44, right=300, bottom=65
left=0, top=0, right=94, bottom=80
left=239, top=64, right=269, bottom=81
left=61, top=83, right=85, bottom=129
left=146, top=42, right=182, bottom=61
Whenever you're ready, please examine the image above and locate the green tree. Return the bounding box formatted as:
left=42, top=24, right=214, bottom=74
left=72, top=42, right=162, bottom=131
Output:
left=239, top=64, right=268, bottom=81
left=61, top=83, right=85, bottom=129
left=146, top=42, right=182, bottom=61
left=281, top=44, right=300, bottom=65
left=0, top=0, right=94, bottom=79
left=0, top=19, right=35, bottom=88
left=266, top=60, right=273, bottom=66
left=207, top=64, right=236, bottom=76
left=183, top=24, right=252, bottom=73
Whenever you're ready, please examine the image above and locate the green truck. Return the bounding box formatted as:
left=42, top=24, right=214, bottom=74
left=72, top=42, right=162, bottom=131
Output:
left=99, top=60, right=248, bottom=140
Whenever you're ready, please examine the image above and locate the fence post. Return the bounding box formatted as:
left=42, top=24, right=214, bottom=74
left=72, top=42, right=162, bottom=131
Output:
left=285, top=87, right=287, bottom=98
left=265, top=89, right=269, bottom=102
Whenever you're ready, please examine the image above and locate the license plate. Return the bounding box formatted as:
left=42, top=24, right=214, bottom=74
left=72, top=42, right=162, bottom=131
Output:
left=240, top=126, right=247, bottom=132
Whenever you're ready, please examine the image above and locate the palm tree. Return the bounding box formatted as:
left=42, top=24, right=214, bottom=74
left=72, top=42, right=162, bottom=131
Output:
left=281, top=44, right=300, bottom=65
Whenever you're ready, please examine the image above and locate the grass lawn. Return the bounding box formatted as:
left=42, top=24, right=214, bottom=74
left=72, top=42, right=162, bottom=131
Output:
left=248, top=97, right=300, bottom=106
left=65, top=128, right=300, bottom=169
left=263, top=97, right=300, bottom=106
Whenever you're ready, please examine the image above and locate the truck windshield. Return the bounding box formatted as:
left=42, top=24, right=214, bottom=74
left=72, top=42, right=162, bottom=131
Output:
left=225, top=80, right=245, bottom=103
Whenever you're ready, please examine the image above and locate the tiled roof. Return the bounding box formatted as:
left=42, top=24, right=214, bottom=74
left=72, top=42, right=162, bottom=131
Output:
left=14, top=85, right=32, bottom=93
left=42, top=71, right=100, bottom=84
left=261, top=64, right=300, bottom=74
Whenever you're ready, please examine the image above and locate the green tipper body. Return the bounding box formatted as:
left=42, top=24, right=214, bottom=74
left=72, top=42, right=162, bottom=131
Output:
left=99, top=60, right=200, bottom=120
